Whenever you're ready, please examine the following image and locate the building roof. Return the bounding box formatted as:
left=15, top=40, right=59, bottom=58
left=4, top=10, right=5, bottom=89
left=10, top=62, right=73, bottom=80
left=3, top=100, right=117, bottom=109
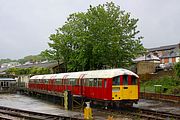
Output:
left=16, top=62, right=58, bottom=69
left=133, top=54, right=160, bottom=62
left=30, top=68, right=139, bottom=80
left=0, top=78, right=15, bottom=81
left=0, top=62, right=59, bottom=73
left=148, top=43, right=179, bottom=52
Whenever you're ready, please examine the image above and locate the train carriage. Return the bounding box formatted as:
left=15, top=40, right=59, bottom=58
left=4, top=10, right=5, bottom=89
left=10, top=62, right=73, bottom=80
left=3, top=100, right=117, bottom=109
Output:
left=29, top=68, right=139, bottom=106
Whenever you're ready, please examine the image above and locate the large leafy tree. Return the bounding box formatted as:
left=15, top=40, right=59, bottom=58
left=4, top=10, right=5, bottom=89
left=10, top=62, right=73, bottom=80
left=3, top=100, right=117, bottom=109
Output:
left=43, top=2, right=145, bottom=71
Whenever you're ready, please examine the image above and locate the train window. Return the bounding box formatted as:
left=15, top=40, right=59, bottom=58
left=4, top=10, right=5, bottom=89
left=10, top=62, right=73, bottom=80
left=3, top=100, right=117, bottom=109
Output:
left=29, top=80, right=33, bottom=83
left=85, top=79, right=89, bottom=86
left=89, top=79, right=94, bottom=87
left=34, top=80, right=37, bottom=84
left=123, top=75, right=128, bottom=85
left=94, top=78, right=98, bottom=87
left=104, top=79, right=107, bottom=88
left=56, top=79, right=61, bottom=85
left=112, top=76, right=120, bottom=86
left=75, top=79, right=79, bottom=85
left=40, top=79, right=44, bottom=83
left=132, top=76, right=137, bottom=85
left=45, top=79, right=49, bottom=84
left=64, top=79, right=69, bottom=85
left=69, top=79, right=75, bottom=86
left=98, top=79, right=102, bottom=87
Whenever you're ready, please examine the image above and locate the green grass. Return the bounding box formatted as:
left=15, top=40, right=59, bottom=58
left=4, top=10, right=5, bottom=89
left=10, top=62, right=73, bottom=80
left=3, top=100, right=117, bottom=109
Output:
left=140, top=76, right=180, bottom=95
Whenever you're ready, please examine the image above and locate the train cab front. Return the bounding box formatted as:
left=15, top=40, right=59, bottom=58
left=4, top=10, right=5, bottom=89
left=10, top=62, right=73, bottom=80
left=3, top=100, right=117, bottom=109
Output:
left=112, top=75, right=139, bottom=105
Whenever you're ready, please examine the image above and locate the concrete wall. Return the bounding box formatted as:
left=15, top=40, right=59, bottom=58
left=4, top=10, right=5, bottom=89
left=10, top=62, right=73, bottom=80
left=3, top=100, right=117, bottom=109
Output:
left=137, top=61, right=158, bottom=74
left=17, top=75, right=30, bottom=88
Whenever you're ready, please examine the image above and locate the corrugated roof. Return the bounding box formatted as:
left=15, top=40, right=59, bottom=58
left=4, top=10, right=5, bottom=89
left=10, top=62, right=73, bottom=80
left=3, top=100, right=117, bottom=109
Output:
left=0, top=78, right=15, bottom=81
left=30, top=68, right=139, bottom=80
left=133, top=55, right=160, bottom=62
left=148, top=43, right=179, bottom=52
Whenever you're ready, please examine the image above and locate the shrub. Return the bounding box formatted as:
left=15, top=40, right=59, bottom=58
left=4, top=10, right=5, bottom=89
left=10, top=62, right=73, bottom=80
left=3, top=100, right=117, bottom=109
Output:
left=174, top=62, right=180, bottom=78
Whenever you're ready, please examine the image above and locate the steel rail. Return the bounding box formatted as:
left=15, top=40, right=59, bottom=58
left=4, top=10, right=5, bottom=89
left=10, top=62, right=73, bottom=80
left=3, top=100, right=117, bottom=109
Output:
left=0, top=106, right=83, bottom=120
left=93, top=105, right=180, bottom=120
left=128, top=107, right=180, bottom=120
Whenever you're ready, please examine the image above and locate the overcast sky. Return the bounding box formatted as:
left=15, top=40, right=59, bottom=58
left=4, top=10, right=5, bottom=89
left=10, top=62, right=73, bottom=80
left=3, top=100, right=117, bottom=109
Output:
left=0, top=0, right=180, bottom=59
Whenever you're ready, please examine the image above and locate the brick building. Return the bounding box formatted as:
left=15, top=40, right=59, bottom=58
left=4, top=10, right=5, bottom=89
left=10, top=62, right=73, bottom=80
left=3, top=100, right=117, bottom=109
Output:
left=148, top=43, right=180, bottom=64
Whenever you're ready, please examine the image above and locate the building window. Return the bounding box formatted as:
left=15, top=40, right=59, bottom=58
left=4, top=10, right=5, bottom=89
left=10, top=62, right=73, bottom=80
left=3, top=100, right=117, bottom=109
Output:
left=169, top=58, right=172, bottom=63
left=162, top=59, right=164, bottom=63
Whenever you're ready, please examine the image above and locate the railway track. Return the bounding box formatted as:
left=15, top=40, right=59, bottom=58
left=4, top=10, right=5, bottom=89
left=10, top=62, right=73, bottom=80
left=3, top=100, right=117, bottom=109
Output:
left=0, top=106, right=83, bottom=120
left=93, top=105, right=180, bottom=120
left=127, top=107, right=180, bottom=120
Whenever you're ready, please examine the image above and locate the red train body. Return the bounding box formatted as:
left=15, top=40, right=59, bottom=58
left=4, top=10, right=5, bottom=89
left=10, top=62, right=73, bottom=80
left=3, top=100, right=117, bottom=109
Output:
left=29, top=68, right=139, bottom=104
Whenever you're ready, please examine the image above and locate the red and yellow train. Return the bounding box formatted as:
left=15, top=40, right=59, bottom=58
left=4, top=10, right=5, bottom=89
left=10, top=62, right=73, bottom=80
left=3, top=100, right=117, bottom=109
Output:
left=29, top=68, right=139, bottom=106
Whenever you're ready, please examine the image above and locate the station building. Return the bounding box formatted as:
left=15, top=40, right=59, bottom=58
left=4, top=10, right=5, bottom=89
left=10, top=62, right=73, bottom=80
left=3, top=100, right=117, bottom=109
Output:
left=0, top=78, right=16, bottom=92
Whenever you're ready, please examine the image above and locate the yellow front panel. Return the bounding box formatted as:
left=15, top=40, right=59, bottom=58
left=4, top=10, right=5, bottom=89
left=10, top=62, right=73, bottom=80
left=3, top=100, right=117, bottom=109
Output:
left=112, top=85, right=138, bottom=100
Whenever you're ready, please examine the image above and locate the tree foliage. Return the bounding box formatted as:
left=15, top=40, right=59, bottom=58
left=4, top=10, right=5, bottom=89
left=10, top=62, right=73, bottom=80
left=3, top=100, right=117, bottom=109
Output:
left=18, top=54, right=46, bottom=64
left=43, top=2, right=145, bottom=71
left=0, top=59, right=17, bottom=65
left=174, top=62, right=180, bottom=78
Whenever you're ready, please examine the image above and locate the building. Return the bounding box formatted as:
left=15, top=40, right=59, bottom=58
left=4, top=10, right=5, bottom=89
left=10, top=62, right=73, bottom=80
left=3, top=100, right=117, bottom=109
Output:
left=148, top=43, right=180, bottom=64
left=133, top=54, right=160, bottom=74
left=134, top=54, right=160, bottom=63
left=0, top=62, right=65, bottom=74
left=0, top=78, right=16, bottom=92
left=1, top=62, right=20, bottom=68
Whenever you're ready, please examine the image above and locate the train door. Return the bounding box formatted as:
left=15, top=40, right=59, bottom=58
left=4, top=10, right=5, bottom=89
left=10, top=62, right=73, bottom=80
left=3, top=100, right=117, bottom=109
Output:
left=62, top=75, right=68, bottom=92
left=81, top=79, right=85, bottom=96
left=79, top=74, right=85, bottom=96
left=102, top=79, right=108, bottom=100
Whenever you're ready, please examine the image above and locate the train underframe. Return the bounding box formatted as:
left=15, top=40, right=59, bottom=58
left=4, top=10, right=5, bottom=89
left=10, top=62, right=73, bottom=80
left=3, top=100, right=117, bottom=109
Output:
left=73, top=96, right=138, bottom=109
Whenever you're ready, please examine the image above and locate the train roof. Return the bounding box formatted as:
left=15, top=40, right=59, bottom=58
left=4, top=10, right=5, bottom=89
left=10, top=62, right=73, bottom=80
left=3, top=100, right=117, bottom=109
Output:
left=30, top=68, right=139, bottom=80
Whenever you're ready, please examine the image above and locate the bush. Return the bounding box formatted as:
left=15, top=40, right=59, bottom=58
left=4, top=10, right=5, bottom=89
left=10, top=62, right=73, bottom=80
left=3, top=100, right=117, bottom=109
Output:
left=174, top=62, right=180, bottom=78
left=141, top=76, right=180, bottom=95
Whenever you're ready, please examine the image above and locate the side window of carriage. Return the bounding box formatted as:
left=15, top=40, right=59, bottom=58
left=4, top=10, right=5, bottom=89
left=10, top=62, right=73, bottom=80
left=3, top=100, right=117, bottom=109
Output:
left=85, top=79, right=89, bottom=86
left=45, top=79, right=49, bottom=84
left=98, top=79, right=102, bottom=87
left=70, top=79, right=75, bottom=86
left=56, top=79, right=61, bottom=85
left=94, top=78, right=98, bottom=87
left=75, top=79, right=79, bottom=86
left=89, top=79, right=94, bottom=87
left=64, top=79, right=69, bottom=85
